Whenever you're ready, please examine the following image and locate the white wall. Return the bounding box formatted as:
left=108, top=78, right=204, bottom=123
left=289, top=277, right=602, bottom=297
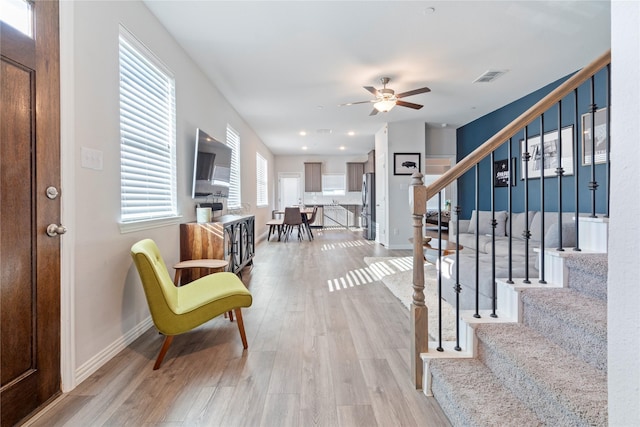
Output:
left=426, top=125, right=456, bottom=156
left=608, top=1, right=640, bottom=424
left=386, top=121, right=425, bottom=249
left=372, top=122, right=456, bottom=249
left=60, top=0, right=274, bottom=388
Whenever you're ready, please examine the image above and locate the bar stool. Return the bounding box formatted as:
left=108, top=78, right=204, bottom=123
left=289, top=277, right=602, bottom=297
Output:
left=173, top=259, right=229, bottom=286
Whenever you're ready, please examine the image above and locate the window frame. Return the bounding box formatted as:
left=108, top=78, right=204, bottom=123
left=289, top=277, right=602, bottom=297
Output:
left=118, top=26, right=179, bottom=232
left=321, top=173, right=346, bottom=196
left=226, top=124, right=241, bottom=209
left=256, top=152, right=268, bottom=207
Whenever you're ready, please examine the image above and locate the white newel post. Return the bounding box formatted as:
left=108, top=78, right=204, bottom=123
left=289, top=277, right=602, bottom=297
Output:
left=410, top=173, right=428, bottom=388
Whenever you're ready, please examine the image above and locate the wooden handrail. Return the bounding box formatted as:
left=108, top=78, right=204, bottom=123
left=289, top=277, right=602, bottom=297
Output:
left=424, top=49, right=611, bottom=201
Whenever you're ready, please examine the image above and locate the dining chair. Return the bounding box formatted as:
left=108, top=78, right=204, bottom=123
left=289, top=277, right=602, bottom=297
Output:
left=305, top=206, right=318, bottom=240
left=283, top=206, right=304, bottom=242
left=130, top=239, right=252, bottom=369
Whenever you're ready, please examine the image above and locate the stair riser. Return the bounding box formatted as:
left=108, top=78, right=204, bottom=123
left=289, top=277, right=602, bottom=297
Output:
left=567, top=268, right=607, bottom=301
left=429, top=359, right=544, bottom=427
left=430, top=378, right=476, bottom=427
left=477, top=342, right=592, bottom=426
left=523, top=304, right=607, bottom=371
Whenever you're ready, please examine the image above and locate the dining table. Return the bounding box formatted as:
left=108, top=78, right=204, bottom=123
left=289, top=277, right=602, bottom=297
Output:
left=273, top=207, right=315, bottom=240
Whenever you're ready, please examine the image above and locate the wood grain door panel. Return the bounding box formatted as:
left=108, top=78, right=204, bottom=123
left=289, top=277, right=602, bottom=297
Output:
left=0, top=1, right=61, bottom=425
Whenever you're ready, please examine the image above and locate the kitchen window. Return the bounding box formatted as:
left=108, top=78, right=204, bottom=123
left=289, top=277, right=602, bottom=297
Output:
left=321, top=174, right=345, bottom=196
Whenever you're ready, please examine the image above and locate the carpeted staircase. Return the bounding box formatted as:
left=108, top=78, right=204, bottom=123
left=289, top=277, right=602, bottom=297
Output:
left=428, top=253, right=608, bottom=426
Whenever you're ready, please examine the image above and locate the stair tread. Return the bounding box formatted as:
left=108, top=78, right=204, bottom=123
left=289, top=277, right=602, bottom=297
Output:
left=476, top=322, right=607, bottom=426
left=430, top=358, right=543, bottom=427
left=521, top=287, right=607, bottom=340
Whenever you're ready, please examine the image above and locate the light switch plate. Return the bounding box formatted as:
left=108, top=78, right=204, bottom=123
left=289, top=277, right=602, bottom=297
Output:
left=81, top=147, right=103, bottom=170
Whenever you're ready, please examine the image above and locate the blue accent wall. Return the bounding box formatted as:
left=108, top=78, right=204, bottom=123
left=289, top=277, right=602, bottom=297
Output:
left=456, top=68, right=609, bottom=219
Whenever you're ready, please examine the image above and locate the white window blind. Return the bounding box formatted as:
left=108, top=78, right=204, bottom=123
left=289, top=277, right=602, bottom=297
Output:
left=226, top=125, right=241, bottom=209
left=322, top=174, right=346, bottom=196
left=256, top=153, right=268, bottom=207
left=119, top=27, right=177, bottom=223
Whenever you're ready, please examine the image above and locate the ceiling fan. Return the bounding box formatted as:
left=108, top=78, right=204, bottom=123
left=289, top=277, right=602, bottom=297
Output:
left=339, top=77, right=431, bottom=116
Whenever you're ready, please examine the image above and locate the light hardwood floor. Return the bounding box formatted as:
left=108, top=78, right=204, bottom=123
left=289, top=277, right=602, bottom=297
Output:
left=28, top=228, right=451, bottom=427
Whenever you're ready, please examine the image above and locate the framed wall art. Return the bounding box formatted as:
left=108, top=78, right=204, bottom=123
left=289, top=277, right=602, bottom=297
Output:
left=393, top=153, right=421, bottom=175
left=494, top=157, right=516, bottom=187
left=520, top=126, right=574, bottom=179
left=582, top=107, right=608, bottom=165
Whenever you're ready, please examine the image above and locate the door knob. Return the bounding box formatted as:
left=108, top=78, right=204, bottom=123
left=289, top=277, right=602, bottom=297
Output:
left=46, top=224, right=67, bottom=237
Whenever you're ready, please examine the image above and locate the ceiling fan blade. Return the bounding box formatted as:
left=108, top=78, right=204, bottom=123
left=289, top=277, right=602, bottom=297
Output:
left=396, top=87, right=431, bottom=98
left=338, top=100, right=375, bottom=106
left=369, top=108, right=379, bottom=116
left=363, top=86, right=379, bottom=96
left=396, top=100, right=423, bottom=110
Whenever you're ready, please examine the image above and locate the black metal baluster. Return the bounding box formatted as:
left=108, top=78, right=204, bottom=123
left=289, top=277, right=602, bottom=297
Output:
left=437, top=193, right=443, bottom=351
left=474, top=164, right=481, bottom=318
left=523, top=126, right=531, bottom=284
left=589, top=75, right=599, bottom=218
left=490, top=151, right=498, bottom=318
left=557, top=100, right=565, bottom=251
left=454, top=203, right=462, bottom=351
left=539, top=115, right=546, bottom=284
left=573, top=88, right=582, bottom=252
left=507, top=138, right=514, bottom=284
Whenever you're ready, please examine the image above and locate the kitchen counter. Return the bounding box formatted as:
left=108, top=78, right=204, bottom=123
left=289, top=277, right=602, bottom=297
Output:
left=322, top=204, right=361, bottom=229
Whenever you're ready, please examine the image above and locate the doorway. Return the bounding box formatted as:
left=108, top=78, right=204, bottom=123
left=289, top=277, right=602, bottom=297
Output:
left=278, top=173, right=302, bottom=210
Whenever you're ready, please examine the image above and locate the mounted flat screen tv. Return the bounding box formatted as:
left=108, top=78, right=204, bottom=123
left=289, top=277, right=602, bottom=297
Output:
left=191, top=128, right=232, bottom=198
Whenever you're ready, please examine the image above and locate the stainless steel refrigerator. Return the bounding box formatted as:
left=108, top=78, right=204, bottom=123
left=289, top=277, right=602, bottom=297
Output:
left=361, top=172, right=376, bottom=240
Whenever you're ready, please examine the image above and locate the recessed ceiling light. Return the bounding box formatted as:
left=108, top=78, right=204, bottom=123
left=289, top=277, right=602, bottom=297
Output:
left=302, top=146, right=308, bottom=150
left=299, top=131, right=307, bottom=136
left=348, top=131, right=355, bottom=136
left=339, top=146, right=346, bottom=151
left=423, top=6, right=436, bottom=14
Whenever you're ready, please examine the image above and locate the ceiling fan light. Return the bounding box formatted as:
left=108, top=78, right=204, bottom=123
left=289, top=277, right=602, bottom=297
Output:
left=374, top=99, right=396, bottom=112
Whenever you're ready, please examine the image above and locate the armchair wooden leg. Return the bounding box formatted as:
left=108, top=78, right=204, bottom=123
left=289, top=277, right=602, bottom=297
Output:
left=234, top=308, right=248, bottom=349
left=153, top=335, right=174, bottom=370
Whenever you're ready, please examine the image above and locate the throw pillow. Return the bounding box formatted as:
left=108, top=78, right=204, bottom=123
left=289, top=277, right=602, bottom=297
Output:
left=530, top=212, right=574, bottom=241
left=544, top=221, right=577, bottom=248
left=467, top=210, right=507, bottom=236
left=508, top=211, right=535, bottom=239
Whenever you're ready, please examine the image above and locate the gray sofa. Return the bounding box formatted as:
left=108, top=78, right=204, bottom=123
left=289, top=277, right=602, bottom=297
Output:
left=437, top=210, right=576, bottom=310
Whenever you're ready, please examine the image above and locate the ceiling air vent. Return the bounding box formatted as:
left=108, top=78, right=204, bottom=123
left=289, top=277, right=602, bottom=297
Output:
left=473, top=70, right=508, bottom=83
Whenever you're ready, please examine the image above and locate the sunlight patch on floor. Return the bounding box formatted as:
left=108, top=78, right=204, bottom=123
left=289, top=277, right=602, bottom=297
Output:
left=320, top=239, right=375, bottom=251
left=327, top=256, right=413, bottom=292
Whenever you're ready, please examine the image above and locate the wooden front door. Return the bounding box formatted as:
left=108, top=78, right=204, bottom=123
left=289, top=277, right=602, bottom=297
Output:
left=1, top=1, right=62, bottom=425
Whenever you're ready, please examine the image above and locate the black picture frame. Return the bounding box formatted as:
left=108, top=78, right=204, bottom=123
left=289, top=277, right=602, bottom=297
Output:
left=520, top=125, right=574, bottom=179
left=494, top=157, right=516, bottom=187
left=393, top=153, right=421, bottom=175
left=581, top=107, right=608, bottom=165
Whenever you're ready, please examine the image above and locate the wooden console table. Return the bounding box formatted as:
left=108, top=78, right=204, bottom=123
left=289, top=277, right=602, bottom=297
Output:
left=180, top=214, right=255, bottom=282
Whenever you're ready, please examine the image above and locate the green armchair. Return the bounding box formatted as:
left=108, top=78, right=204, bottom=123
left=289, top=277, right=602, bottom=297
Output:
left=130, top=239, right=252, bottom=369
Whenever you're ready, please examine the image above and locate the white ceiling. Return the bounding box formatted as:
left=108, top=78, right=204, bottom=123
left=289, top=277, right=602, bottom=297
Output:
left=143, top=1, right=611, bottom=156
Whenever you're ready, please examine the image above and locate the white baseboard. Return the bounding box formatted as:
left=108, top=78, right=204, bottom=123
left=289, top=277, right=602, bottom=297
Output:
left=75, top=316, right=154, bottom=385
